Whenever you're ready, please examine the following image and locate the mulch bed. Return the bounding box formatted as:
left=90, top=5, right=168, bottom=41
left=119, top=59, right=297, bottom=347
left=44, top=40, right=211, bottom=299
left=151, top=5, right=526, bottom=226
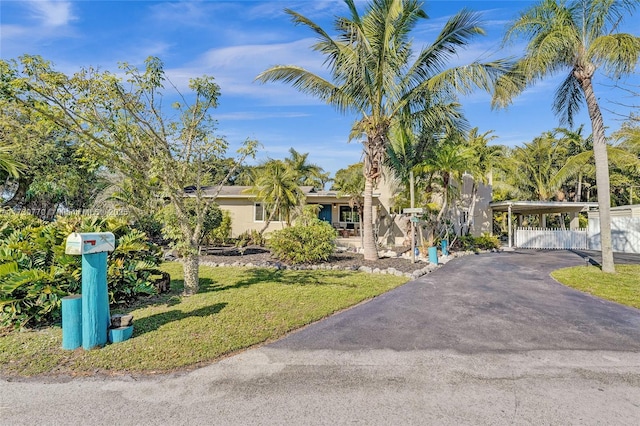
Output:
left=199, top=245, right=432, bottom=274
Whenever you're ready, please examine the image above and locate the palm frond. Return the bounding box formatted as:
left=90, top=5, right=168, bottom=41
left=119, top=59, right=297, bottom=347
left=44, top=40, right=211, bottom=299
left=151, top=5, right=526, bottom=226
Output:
left=589, top=33, right=640, bottom=78
left=553, top=72, right=584, bottom=127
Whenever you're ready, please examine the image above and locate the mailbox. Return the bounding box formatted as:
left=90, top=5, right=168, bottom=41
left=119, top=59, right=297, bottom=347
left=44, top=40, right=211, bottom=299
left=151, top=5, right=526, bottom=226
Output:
left=65, top=232, right=116, bottom=255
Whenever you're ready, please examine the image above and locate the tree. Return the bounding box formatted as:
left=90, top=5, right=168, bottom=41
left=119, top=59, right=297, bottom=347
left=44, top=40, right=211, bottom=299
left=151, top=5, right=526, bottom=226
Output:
left=332, top=163, right=365, bottom=244
left=257, top=0, right=509, bottom=260
left=3, top=56, right=257, bottom=295
left=284, top=148, right=329, bottom=189
left=246, top=159, right=304, bottom=233
left=493, top=0, right=640, bottom=273
left=461, top=128, right=502, bottom=233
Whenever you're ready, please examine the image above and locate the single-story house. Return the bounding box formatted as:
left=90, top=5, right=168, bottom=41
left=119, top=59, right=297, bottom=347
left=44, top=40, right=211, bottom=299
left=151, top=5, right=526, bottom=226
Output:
left=194, top=185, right=381, bottom=239
left=191, top=174, right=494, bottom=248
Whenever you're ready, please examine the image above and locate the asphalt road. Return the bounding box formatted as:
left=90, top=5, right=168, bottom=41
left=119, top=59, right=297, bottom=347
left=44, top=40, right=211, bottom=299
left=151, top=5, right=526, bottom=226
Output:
left=2, top=250, right=640, bottom=425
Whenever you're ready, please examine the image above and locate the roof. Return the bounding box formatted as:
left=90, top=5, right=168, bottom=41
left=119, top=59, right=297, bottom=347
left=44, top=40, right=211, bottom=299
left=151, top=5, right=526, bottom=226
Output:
left=489, top=200, right=598, bottom=215
left=184, top=186, right=378, bottom=199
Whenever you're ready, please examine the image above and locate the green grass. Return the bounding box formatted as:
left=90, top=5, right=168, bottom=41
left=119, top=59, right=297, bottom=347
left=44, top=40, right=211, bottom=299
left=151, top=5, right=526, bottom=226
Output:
left=551, top=264, right=640, bottom=309
left=0, top=263, right=407, bottom=377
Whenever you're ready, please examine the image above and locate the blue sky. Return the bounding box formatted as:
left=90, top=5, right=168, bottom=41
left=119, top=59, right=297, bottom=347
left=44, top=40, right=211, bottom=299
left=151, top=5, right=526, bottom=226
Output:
left=1, top=0, right=638, bottom=177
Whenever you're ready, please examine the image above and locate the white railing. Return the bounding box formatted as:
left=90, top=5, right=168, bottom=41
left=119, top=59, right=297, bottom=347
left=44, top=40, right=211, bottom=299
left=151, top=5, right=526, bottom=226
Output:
left=515, top=228, right=588, bottom=249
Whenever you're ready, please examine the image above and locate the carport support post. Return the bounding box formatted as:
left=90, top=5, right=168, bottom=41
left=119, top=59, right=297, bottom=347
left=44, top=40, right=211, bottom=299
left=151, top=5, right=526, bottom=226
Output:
left=410, top=170, right=416, bottom=263
left=82, top=251, right=110, bottom=350
left=570, top=212, right=579, bottom=230
left=508, top=203, right=513, bottom=248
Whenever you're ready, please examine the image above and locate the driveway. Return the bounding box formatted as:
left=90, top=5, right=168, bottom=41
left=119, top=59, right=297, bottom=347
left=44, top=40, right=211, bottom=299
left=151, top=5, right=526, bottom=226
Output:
left=1, top=250, right=640, bottom=425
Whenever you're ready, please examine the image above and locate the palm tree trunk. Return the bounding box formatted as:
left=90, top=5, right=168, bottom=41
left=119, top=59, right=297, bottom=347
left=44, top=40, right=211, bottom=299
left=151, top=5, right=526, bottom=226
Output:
left=576, top=172, right=583, bottom=202
left=582, top=77, right=615, bottom=273
left=362, top=176, right=378, bottom=260
left=260, top=197, right=280, bottom=234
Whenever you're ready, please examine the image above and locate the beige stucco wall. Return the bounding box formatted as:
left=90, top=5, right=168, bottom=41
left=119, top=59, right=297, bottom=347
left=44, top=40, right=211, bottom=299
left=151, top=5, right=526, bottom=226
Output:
left=213, top=174, right=492, bottom=245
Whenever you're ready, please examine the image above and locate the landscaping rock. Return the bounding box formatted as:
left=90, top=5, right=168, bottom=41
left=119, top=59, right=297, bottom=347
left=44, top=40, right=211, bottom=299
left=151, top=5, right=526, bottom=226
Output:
left=111, top=314, right=133, bottom=328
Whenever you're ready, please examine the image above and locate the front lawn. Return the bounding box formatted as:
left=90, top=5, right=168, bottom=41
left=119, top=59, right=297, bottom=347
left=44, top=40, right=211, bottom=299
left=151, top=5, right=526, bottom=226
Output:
left=551, top=264, right=640, bottom=309
left=0, top=262, right=408, bottom=377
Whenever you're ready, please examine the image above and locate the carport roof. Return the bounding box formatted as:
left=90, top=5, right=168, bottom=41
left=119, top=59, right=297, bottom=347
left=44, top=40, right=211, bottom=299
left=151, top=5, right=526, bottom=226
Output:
left=490, top=200, right=598, bottom=215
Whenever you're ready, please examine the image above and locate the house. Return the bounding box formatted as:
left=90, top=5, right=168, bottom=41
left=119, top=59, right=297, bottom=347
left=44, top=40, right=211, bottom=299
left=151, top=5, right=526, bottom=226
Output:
left=195, top=185, right=381, bottom=240
left=193, top=174, right=494, bottom=248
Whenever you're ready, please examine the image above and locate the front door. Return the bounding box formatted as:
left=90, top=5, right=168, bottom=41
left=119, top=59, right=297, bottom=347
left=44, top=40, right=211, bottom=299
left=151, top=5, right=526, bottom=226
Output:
left=318, top=204, right=332, bottom=223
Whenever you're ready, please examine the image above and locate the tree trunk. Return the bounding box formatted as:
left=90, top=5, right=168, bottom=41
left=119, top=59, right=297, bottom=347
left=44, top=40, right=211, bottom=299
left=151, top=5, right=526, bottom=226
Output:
left=1, top=177, right=30, bottom=208
left=576, top=172, right=582, bottom=202
left=362, top=176, right=378, bottom=260
left=182, top=253, right=200, bottom=296
left=581, top=76, right=615, bottom=273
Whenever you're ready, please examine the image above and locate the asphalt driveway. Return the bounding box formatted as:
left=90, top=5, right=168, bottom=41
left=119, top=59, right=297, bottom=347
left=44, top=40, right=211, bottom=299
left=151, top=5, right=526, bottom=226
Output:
left=271, top=249, right=640, bottom=353
left=1, top=250, right=640, bottom=425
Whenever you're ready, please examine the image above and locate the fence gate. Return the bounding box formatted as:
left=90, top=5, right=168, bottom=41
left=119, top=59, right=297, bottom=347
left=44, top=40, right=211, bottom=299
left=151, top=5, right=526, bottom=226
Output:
left=515, top=228, right=588, bottom=249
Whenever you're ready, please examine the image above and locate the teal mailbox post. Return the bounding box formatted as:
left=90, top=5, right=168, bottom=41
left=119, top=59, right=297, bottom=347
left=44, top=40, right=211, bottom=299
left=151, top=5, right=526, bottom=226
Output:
left=65, top=232, right=115, bottom=350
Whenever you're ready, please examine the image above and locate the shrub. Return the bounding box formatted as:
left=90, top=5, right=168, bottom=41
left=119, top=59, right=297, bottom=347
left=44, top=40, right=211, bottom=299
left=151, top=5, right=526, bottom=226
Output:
left=235, top=229, right=265, bottom=248
left=474, top=233, right=500, bottom=250
left=453, top=233, right=500, bottom=251
left=207, top=210, right=232, bottom=246
left=0, top=211, right=162, bottom=329
left=268, top=218, right=337, bottom=264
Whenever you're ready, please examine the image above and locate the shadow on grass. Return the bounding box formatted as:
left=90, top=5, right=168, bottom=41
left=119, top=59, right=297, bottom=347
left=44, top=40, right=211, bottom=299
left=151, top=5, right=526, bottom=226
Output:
left=134, top=303, right=227, bottom=335
left=196, top=268, right=357, bottom=293
left=231, top=268, right=356, bottom=290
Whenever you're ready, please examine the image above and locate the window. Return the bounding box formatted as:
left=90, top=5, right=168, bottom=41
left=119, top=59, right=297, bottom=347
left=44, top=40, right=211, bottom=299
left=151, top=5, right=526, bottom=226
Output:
left=339, top=205, right=360, bottom=223
left=254, top=203, right=264, bottom=222
left=254, top=203, right=282, bottom=222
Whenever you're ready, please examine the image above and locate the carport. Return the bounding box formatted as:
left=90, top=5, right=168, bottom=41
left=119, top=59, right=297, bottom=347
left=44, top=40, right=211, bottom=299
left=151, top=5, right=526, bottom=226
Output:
left=490, top=201, right=597, bottom=249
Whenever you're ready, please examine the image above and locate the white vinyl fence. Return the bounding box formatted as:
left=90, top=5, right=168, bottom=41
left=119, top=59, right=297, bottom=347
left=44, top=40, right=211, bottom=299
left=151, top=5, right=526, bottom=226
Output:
left=588, top=217, right=640, bottom=254
left=515, top=228, right=588, bottom=249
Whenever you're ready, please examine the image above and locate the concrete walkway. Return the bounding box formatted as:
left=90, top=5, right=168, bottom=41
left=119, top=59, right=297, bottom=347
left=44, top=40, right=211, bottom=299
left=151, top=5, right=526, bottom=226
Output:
left=2, top=250, right=640, bottom=425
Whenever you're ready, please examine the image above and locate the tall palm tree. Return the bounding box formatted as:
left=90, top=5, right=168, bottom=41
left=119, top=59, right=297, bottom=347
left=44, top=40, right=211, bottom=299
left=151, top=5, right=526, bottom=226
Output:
left=257, top=0, right=509, bottom=260
left=493, top=0, right=640, bottom=273
left=246, top=159, right=304, bottom=234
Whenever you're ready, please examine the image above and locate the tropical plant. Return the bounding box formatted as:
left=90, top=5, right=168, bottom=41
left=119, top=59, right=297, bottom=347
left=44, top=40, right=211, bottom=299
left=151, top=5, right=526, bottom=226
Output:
left=0, top=211, right=163, bottom=328
left=285, top=148, right=329, bottom=189
left=245, top=159, right=305, bottom=233
left=257, top=0, right=509, bottom=260
left=493, top=0, right=640, bottom=273
left=0, top=146, right=21, bottom=179
left=268, top=207, right=337, bottom=264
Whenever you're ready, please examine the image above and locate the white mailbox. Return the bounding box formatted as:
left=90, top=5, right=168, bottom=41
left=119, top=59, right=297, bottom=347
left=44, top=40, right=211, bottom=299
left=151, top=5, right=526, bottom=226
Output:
left=65, top=232, right=116, bottom=255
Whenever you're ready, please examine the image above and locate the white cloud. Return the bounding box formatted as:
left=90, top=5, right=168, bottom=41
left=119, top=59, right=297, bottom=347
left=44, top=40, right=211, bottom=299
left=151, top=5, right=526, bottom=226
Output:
left=164, top=37, right=331, bottom=106
left=29, top=0, right=76, bottom=27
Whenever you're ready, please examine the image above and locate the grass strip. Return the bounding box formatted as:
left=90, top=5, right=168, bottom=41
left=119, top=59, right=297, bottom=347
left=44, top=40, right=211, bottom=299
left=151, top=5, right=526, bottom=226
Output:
left=551, top=264, right=640, bottom=309
left=0, top=262, right=407, bottom=377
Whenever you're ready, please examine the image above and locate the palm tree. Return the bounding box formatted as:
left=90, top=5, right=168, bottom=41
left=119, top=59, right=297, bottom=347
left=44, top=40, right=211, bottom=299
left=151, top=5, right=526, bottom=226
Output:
left=493, top=0, right=640, bottom=273
left=284, top=148, right=327, bottom=189
left=332, top=163, right=366, bottom=244
left=462, top=128, right=502, bottom=233
left=246, top=159, right=304, bottom=234
left=257, top=0, right=509, bottom=260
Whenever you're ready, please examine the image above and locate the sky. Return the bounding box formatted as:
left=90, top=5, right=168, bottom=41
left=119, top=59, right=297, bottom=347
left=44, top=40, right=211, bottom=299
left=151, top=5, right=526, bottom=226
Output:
left=1, top=0, right=638, bottom=178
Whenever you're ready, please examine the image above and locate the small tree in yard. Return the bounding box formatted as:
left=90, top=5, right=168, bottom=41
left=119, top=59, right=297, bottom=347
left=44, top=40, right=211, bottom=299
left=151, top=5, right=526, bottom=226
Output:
left=2, top=56, right=257, bottom=295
